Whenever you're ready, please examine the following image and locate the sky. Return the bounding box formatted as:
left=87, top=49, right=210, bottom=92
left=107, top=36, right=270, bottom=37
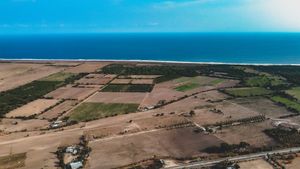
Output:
left=0, top=0, right=300, bottom=34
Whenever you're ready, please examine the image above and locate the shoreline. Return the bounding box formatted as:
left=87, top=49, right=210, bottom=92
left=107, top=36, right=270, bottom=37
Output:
left=1, top=58, right=300, bottom=66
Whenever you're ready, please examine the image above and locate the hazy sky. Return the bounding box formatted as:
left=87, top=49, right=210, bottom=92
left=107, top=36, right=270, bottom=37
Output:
left=0, top=0, right=300, bottom=33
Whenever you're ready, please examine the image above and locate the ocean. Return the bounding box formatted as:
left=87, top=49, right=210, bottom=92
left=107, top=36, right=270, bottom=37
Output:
left=0, top=33, right=300, bottom=64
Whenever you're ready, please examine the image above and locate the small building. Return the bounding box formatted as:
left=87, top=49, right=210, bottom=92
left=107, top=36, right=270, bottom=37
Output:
left=68, top=161, right=83, bottom=169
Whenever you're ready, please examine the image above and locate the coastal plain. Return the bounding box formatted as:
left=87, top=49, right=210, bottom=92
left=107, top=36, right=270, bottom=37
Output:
left=1, top=61, right=300, bottom=169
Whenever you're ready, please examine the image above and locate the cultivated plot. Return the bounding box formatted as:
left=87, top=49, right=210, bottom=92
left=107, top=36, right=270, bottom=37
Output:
left=5, top=99, right=59, bottom=118
left=45, top=86, right=98, bottom=100
left=86, top=92, right=146, bottom=104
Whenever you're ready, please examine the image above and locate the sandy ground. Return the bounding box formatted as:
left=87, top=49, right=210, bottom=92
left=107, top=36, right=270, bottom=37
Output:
left=45, top=86, right=98, bottom=100
left=88, top=128, right=223, bottom=169
left=0, top=118, right=49, bottom=133
left=239, top=159, right=273, bottom=169
left=0, top=63, right=65, bottom=92
left=5, top=99, right=60, bottom=118
left=285, top=156, right=300, bottom=169
left=86, top=92, right=147, bottom=104
left=38, top=100, right=78, bottom=120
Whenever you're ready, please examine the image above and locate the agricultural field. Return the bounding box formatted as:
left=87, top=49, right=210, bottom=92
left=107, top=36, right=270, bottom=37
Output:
left=224, top=87, right=273, bottom=97
left=68, top=102, right=139, bottom=122
left=231, top=97, right=294, bottom=118
left=38, top=100, right=78, bottom=120
left=88, top=127, right=224, bottom=169
left=0, top=62, right=65, bottom=92
left=2, top=61, right=300, bottom=169
left=5, top=99, right=60, bottom=118
left=173, top=76, right=225, bottom=92
left=86, top=92, right=146, bottom=104
left=45, top=86, right=98, bottom=100
left=101, top=84, right=153, bottom=92
left=75, top=73, right=116, bottom=85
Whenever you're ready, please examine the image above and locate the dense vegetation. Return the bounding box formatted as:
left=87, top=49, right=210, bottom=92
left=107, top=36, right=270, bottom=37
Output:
left=0, top=72, right=87, bottom=117
left=101, top=84, right=153, bottom=92
left=245, top=75, right=286, bottom=88
left=253, top=66, right=300, bottom=85
left=69, top=102, right=139, bottom=122
left=264, top=128, right=300, bottom=147
left=224, top=87, right=273, bottom=97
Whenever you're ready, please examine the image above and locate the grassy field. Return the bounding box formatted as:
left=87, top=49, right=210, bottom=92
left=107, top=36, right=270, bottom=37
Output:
left=245, top=76, right=285, bottom=87
left=0, top=153, right=26, bottom=169
left=286, top=87, right=300, bottom=101
left=101, top=84, right=153, bottom=92
left=40, top=72, right=75, bottom=81
left=174, top=76, right=225, bottom=92
left=224, top=87, right=273, bottom=97
left=69, top=102, right=139, bottom=122
left=271, top=96, right=300, bottom=113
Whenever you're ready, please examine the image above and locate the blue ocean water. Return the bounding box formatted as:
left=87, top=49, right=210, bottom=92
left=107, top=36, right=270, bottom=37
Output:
left=0, top=33, right=300, bottom=64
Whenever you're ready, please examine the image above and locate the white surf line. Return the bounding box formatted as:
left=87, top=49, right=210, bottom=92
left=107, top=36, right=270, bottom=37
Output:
left=2, top=58, right=300, bottom=66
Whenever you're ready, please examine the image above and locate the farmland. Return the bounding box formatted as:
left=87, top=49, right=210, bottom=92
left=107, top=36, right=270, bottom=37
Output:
left=68, top=102, right=139, bottom=122
left=224, top=87, right=273, bottom=97
left=2, top=61, right=300, bottom=169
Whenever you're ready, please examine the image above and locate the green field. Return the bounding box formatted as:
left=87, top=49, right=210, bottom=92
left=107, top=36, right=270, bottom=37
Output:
left=271, top=96, right=300, bottom=113
left=224, top=87, right=273, bottom=97
left=0, top=153, right=26, bottom=169
left=286, top=87, right=300, bottom=101
left=101, top=84, right=153, bottom=92
left=68, top=102, right=139, bottom=122
left=245, top=76, right=285, bottom=87
left=40, top=72, right=75, bottom=81
left=174, top=76, right=225, bottom=92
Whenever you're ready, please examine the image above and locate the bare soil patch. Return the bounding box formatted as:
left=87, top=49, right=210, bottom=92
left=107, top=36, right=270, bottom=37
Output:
left=110, top=78, right=132, bottom=84
left=86, top=92, right=146, bottom=104
left=214, top=121, right=276, bottom=147
left=5, top=99, right=59, bottom=118
left=45, top=86, right=98, bottom=100
left=0, top=118, right=49, bottom=133
left=38, top=100, right=78, bottom=120
left=118, top=75, right=161, bottom=79
left=88, top=127, right=224, bottom=169
left=231, top=97, right=294, bottom=118
left=0, top=63, right=64, bottom=92
left=131, top=79, right=154, bottom=84
left=238, top=159, right=273, bottom=169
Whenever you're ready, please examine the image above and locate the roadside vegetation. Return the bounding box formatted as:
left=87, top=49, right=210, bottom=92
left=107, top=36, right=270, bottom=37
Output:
left=68, top=102, right=139, bottom=122
left=101, top=84, right=153, bottom=92
left=224, top=87, right=273, bottom=97
left=0, top=72, right=86, bottom=117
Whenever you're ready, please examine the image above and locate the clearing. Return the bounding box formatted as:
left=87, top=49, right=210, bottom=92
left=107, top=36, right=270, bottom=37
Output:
left=238, top=159, right=273, bottom=169
left=0, top=153, right=26, bottom=169
left=45, top=86, right=98, bottom=100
